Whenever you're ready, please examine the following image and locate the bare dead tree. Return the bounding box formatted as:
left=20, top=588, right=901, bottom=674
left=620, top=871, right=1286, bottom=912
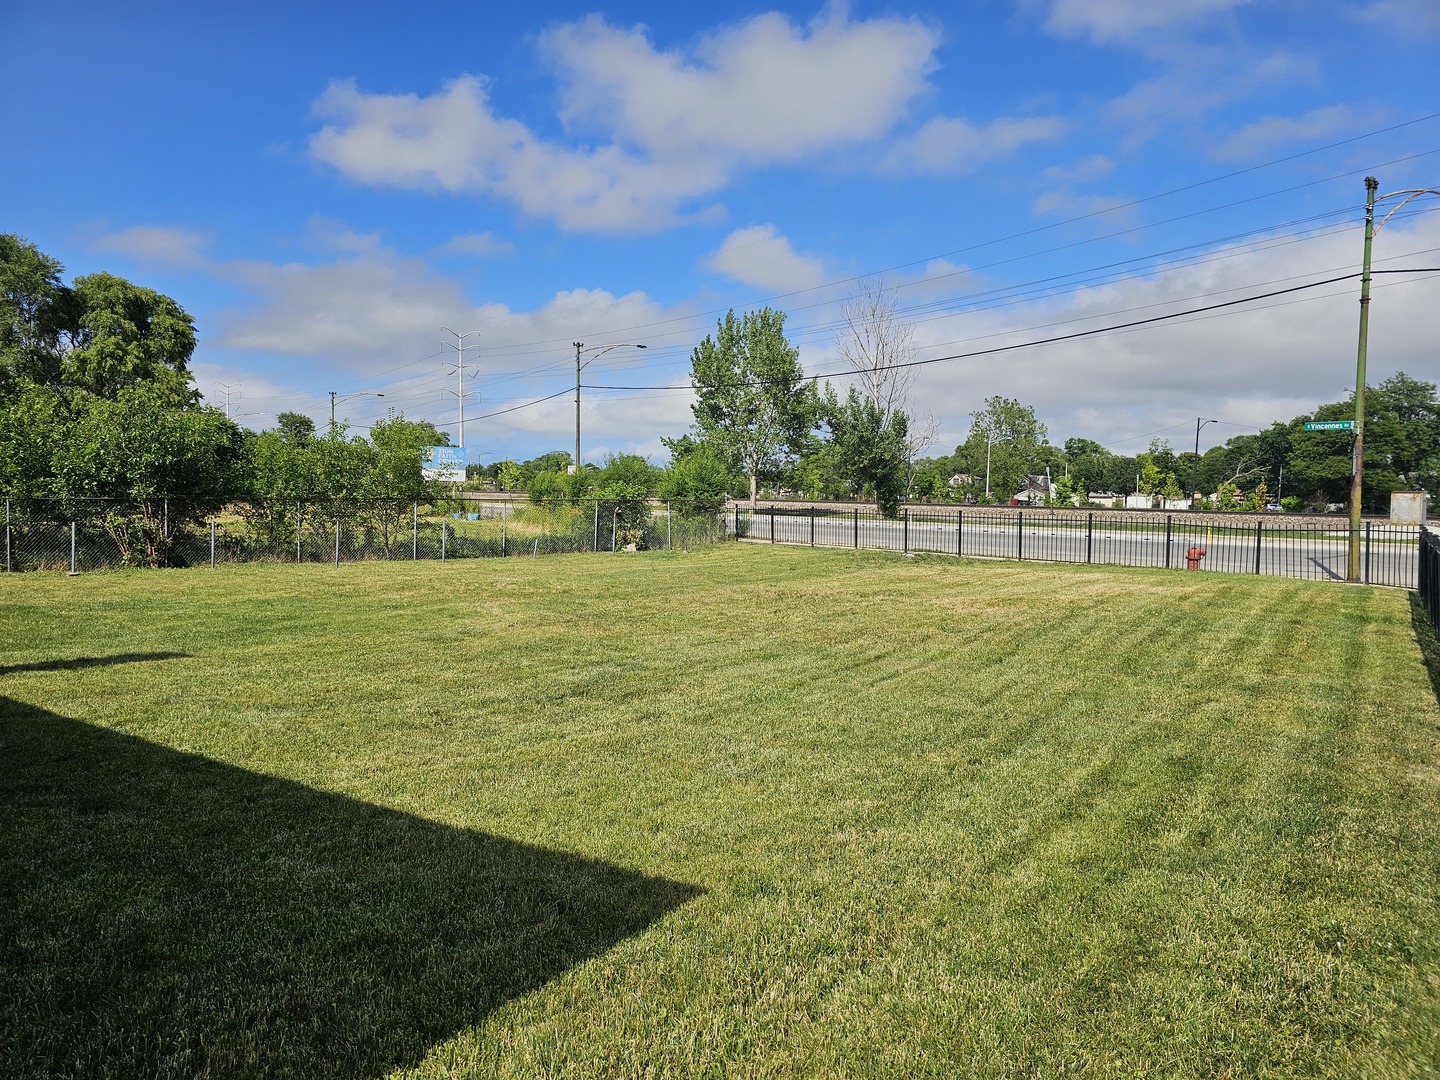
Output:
left=835, top=277, right=937, bottom=495
left=835, top=276, right=916, bottom=427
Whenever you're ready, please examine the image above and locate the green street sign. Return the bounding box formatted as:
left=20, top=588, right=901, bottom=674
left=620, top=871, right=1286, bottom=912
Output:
left=1303, top=420, right=1355, bottom=431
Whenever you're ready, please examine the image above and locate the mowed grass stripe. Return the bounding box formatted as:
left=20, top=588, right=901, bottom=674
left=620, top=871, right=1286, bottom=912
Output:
left=2, top=544, right=1437, bottom=1078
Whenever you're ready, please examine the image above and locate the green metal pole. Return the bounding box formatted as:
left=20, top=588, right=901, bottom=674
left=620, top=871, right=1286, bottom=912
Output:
left=1348, top=176, right=1378, bottom=583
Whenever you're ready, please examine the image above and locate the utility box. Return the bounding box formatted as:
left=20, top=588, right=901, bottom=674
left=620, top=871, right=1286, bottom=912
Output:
left=1390, top=491, right=1430, bottom=525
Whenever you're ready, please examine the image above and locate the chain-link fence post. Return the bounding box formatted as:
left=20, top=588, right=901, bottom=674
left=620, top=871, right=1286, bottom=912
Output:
left=69, top=521, right=77, bottom=576
left=5, top=498, right=10, bottom=573
left=412, top=503, right=418, bottom=559
left=210, top=521, right=216, bottom=569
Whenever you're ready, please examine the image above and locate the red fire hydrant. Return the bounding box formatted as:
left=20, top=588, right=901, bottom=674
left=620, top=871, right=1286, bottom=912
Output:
left=1186, top=546, right=1207, bottom=570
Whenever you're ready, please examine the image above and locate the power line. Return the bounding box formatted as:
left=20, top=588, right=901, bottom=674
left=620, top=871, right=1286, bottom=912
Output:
left=583, top=268, right=1440, bottom=393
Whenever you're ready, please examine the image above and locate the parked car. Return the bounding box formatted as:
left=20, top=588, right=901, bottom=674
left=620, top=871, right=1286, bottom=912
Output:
left=1264, top=502, right=1283, bottom=512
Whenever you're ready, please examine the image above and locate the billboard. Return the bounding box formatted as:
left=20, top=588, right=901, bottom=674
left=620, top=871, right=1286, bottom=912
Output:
left=422, top=445, right=466, bottom=482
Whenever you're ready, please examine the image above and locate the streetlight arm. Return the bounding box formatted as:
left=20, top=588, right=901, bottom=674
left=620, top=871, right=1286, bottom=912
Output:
left=1375, top=188, right=1440, bottom=233
left=574, top=342, right=646, bottom=472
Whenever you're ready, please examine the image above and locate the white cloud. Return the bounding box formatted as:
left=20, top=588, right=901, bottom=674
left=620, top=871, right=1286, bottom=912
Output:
left=890, top=213, right=1440, bottom=452
left=90, top=225, right=211, bottom=266
left=1101, top=50, right=1318, bottom=148
left=704, top=225, right=828, bottom=292
left=542, top=9, right=939, bottom=161
left=217, top=248, right=470, bottom=355
left=1030, top=189, right=1136, bottom=223
left=1355, top=0, right=1440, bottom=34
left=1211, top=104, right=1359, bottom=161
left=310, top=75, right=725, bottom=233
left=1040, top=0, right=1251, bottom=44
left=882, top=114, right=1068, bottom=173
left=308, top=10, right=942, bottom=232
left=1041, top=154, right=1114, bottom=185
left=436, top=231, right=515, bottom=258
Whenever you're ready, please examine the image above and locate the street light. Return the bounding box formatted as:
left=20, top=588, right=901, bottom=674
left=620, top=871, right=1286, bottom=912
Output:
left=574, top=341, right=646, bottom=472
left=1192, top=417, right=1218, bottom=504
left=329, top=390, right=385, bottom=432
left=983, top=427, right=1011, bottom=500
left=1347, top=177, right=1440, bottom=581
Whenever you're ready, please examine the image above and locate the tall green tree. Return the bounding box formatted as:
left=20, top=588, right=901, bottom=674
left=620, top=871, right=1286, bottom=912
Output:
left=823, top=386, right=909, bottom=516
left=689, top=308, right=817, bottom=503
left=63, top=273, right=198, bottom=405
left=0, top=234, right=71, bottom=389
left=956, top=397, right=1047, bottom=501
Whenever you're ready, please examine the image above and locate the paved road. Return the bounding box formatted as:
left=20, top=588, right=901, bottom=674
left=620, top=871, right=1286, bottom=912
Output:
left=737, top=511, right=1419, bottom=588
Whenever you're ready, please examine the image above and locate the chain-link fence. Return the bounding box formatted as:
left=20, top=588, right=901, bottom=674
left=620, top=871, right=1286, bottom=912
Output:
left=1, top=497, right=730, bottom=572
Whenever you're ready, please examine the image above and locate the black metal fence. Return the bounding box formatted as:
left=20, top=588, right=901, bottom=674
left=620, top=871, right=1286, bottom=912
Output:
left=0, top=498, right=728, bottom=573
left=1420, top=527, right=1439, bottom=631
left=737, top=505, right=1423, bottom=589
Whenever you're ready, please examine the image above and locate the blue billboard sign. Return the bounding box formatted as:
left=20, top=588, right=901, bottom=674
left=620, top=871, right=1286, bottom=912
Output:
left=423, top=445, right=466, bottom=482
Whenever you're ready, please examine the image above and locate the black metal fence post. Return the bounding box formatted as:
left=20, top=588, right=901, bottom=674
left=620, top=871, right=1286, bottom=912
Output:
left=1086, top=513, right=1093, bottom=565
left=957, top=509, right=963, bottom=557
left=903, top=509, right=909, bottom=554
left=1165, top=515, right=1173, bottom=569
left=1365, top=520, right=1372, bottom=584
left=770, top=507, right=776, bottom=543
left=854, top=508, right=859, bottom=549
left=1420, top=527, right=1438, bottom=634
left=1017, top=511, right=1024, bottom=561
left=1254, top=520, right=1263, bottom=574
left=810, top=507, right=815, bottom=547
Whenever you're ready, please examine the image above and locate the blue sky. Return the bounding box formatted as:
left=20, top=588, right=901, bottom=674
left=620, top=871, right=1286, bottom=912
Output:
left=5, top=0, right=1438, bottom=466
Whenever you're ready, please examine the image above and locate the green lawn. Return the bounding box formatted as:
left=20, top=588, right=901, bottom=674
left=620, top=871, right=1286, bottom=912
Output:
left=3, top=546, right=1439, bottom=1078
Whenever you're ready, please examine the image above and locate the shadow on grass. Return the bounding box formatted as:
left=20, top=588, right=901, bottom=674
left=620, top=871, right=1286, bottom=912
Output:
left=0, top=651, right=192, bottom=676
left=1, top=696, right=701, bottom=1080
left=1410, top=592, right=1440, bottom=708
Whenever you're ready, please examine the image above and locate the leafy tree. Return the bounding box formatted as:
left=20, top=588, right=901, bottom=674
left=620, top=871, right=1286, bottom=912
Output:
left=276, top=411, right=315, bottom=444
left=688, top=308, right=817, bottom=503
left=955, top=396, right=1047, bottom=501
left=659, top=444, right=732, bottom=512
left=49, top=385, right=243, bottom=565
left=521, top=450, right=573, bottom=478
left=63, top=273, right=198, bottom=406
left=908, top=458, right=954, bottom=502
left=823, top=386, right=908, bottom=516
left=0, top=380, right=67, bottom=499
left=496, top=460, right=523, bottom=492
left=595, top=454, right=656, bottom=548
left=0, top=234, right=71, bottom=389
